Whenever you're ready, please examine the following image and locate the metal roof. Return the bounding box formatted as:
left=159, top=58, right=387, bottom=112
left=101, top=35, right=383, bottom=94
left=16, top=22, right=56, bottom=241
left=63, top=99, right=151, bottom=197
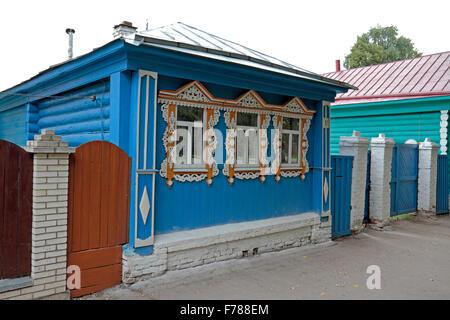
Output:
left=125, top=22, right=356, bottom=91
left=323, top=51, right=450, bottom=105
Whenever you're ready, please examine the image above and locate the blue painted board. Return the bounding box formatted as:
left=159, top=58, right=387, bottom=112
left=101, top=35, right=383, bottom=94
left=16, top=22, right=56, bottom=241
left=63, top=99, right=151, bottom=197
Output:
left=436, top=155, right=449, bottom=215
left=331, top=155, right=353, bottom=238
left=390, top=143, right=418, bottom=216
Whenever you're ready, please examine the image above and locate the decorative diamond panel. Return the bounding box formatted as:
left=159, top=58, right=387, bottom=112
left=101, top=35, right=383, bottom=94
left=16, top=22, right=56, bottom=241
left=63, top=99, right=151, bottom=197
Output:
left=139, top=186, right=151, bottom=225
left=323, top=177, right=329, bottom=203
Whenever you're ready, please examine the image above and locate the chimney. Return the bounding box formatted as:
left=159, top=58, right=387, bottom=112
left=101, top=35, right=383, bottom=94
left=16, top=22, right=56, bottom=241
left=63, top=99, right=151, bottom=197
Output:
left=335, top=59, right=341, bottom=72
left=65, top=28, right=75, bottom=60
left=113, top=21, right=137, bottom=39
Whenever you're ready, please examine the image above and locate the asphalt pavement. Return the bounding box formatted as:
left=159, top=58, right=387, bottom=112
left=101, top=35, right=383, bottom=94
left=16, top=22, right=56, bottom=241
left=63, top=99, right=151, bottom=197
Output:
left=84, top=213, right=450, bottom=300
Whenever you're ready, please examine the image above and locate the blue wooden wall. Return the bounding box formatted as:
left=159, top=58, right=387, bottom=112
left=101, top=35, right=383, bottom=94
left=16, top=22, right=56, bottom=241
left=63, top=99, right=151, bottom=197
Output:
left=129, top=73, right=321, bottom=249
left=36, top=80, right=111, bottom=147
left=0, top=105, right=26, bottom=145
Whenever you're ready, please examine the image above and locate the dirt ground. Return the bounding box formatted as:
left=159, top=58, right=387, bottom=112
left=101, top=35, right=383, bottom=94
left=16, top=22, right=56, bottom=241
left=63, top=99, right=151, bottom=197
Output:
left=84, top=213, right=450, bottom=300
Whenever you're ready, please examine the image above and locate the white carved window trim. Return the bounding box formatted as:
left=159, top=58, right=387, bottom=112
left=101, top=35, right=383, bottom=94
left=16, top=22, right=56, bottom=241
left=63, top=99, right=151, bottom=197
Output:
left=280, top=117, right=301, bottom=168
left=160, top=101, right=219, bottom=187
left=271, top=115, right=312, bottom=181
left=223, top=111, right=271, bottom=183
left=173, top=107, right=206, bottom=169
left=158, top=80, right=315, bottom=186
left=235, top=112, right=260, bottom=169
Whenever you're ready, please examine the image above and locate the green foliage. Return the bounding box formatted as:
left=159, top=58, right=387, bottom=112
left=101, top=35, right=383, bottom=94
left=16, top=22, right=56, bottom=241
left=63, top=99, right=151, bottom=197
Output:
left=344, top=25, right=422, bottom=69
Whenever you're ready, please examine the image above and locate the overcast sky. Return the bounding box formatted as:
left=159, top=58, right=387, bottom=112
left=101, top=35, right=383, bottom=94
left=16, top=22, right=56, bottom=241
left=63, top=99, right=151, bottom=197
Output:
left=0, top=0, right=448, bottom=91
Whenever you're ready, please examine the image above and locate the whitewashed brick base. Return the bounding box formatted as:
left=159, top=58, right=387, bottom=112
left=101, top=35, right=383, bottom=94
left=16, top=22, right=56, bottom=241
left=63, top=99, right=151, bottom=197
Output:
left=0, top=130, right=73, bottom=300
left=369, top=134, right=394, bottom=227
left=339, top=131, right=369, bottom=232
left=122, top=212, right=330, bottom=283
left=417, top=138, right=439, bottom=213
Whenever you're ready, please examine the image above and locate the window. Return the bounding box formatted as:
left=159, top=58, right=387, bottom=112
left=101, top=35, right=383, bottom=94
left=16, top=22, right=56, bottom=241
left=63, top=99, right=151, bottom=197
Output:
left=281, top=117, right=300, bottom=166
left=159, top=80, right=315, bottom=186
left=235, top=112, right=259, bottom=166
left=175, top=106, right=204, bottom=166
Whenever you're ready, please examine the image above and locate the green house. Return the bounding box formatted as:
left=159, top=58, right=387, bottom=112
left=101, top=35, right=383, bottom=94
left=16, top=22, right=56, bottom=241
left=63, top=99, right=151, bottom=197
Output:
left=323, top=51, right=450, bottom=191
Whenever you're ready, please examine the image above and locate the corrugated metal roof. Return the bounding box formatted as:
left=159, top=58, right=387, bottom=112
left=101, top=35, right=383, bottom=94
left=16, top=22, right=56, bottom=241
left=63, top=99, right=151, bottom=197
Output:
left=125, top=22, right=356, bottom=91
left=323, top=51, right=450, bottom=105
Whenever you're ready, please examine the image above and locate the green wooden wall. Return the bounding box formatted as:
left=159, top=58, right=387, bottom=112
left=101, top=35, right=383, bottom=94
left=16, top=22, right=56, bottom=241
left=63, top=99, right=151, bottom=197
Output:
left=330, top=95, right=450, bottom=195
left=330, top=111, right=441, bottom=155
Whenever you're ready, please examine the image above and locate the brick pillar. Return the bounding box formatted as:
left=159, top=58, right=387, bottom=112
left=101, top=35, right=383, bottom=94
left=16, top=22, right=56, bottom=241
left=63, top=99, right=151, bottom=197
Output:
left=25, top=129, right=74, bottom=299
left=417, top=138, right=439, bottom=214
left=369, top=134, right=394, bottom=227
left=339, top=131, right=369, bottom=232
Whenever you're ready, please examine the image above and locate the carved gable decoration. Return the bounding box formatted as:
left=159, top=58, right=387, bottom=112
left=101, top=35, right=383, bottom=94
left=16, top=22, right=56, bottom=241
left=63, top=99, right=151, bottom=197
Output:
left=158, top=80, right=316, bottom=118
left=235, top=91, right=265, bottom=110
left=157, top=80, right=317, bottom=187
left=175, top=81, right=211, bottom=102
left=283, top=97, right=315, bottom=117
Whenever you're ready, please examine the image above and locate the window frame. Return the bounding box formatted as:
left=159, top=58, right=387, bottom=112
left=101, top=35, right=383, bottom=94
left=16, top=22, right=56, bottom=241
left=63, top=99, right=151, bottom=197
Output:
left=173, top=106, right=207, bottom=171
left=280, top=117, right=301, bottom=169
left=235, top=112, right=260, bottom=169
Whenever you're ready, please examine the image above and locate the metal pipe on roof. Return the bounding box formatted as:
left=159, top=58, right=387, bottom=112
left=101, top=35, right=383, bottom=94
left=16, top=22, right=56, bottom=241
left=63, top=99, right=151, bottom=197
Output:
left=66, top=28, right=75, bottom=60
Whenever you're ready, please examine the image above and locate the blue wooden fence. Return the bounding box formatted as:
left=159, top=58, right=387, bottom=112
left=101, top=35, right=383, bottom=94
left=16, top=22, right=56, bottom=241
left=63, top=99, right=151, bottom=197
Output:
left=331, top=155, right=353, bottom=238
left=390, top=143, right=418, bottom=216
left=436, top=154, right=449, bottom=215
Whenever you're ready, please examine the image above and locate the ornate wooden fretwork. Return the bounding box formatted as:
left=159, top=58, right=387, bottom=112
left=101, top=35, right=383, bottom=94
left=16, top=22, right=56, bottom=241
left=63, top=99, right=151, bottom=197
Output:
left=158, top=81, right=316, bottom=186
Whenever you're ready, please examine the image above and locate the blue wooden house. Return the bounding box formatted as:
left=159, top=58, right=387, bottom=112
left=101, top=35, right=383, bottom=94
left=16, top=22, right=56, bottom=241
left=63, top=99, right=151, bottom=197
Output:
left=0, top=21, right=354, bottom=284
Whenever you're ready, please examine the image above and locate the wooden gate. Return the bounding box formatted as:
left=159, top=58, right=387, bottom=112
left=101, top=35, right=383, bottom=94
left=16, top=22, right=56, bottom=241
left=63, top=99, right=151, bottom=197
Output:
left=67, top=141, right=131, bottom=298
left=0, top=140, right=33, bottom=280
left=390, top=143, right=418, bottom=216
left=331, top=155, right=353, bottom=238
left=436, top=154, right=449, bottom=215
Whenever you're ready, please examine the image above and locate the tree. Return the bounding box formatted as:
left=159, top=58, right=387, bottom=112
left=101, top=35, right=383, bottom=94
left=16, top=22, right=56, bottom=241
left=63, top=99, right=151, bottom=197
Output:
left=344, top=25, right=422, bottom=69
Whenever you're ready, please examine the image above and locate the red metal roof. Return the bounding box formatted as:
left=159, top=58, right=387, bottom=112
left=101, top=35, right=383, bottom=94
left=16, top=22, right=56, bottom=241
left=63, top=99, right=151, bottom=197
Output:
left=323, top=51, right=450, bottom=105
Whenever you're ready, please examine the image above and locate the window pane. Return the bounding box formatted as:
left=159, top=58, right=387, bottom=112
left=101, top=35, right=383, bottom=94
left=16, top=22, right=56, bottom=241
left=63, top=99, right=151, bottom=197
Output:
left=248, top=129, right=258, bottom=165
left=236, top=129, right=246, bottom=164
left=175, top=126, right=188, bottom=165
left=237, top=112, right=257, bottom=127
left=281, top=133, right=289, bottom=164
left=192, top=126, right=203, bottom=164
left=283, top=117, right=299, bottom=131
left=291, top=134, right=299, bottom=164
left=177, top=106, right=203, bottom=122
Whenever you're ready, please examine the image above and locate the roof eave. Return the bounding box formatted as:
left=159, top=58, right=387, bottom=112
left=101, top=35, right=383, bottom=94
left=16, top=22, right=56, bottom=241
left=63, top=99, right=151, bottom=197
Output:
left=130, top=34, right=357, bottom=92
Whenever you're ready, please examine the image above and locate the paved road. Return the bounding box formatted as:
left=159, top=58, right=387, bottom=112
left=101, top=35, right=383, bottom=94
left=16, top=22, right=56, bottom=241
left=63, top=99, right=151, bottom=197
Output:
left=85, top=213, right=450, bottom=300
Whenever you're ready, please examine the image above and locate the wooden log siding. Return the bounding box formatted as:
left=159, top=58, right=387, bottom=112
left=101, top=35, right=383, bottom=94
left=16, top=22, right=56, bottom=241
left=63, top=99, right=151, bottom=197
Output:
left=36, top=81, right=111, bottom=147
left=0, top=140, right=33, bottom=280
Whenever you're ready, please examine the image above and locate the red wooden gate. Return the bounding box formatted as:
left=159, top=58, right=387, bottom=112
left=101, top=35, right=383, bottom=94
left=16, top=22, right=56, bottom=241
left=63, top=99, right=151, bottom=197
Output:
left=67, top=141, right=131, bottom=298
left=0, top=140, right=33, bottom=280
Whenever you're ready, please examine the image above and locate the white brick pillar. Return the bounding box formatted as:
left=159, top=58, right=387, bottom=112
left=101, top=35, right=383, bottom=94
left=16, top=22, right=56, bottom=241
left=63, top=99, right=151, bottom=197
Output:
left=417, top=138, right=439, bottom=213
left=25, top=129, right=74, bottom=299
left=369, top=134, right=395, bottom=227
left=339, top=131, right=369, bottom=232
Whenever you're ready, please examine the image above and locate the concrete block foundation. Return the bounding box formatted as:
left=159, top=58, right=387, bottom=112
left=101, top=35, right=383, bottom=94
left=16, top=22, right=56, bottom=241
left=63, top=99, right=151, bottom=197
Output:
left=122, top=212, right=330, bottom=283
